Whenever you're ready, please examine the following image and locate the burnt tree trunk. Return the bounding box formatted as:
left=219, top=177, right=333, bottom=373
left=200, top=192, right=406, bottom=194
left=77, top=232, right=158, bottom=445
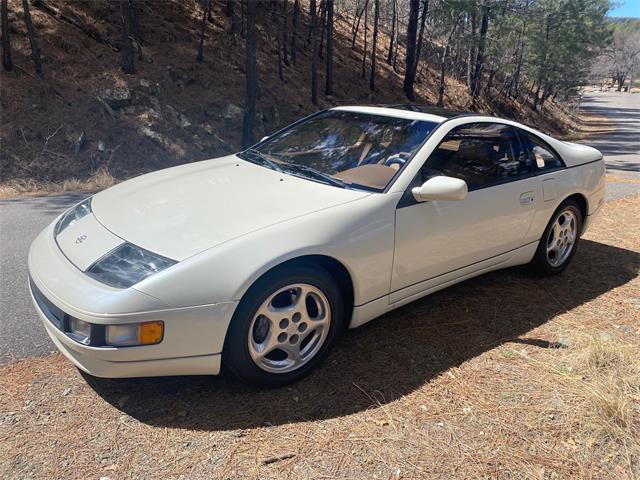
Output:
left=386, top=0, right=396, bottom=65
left=369, top=0, right=379, bottom=91
left=22, top=0, right=42, bottom=76
left=360, top=0, right=368, bottom=79
left=196, top=0, right=209, bottom=62
left=290, top=0, right=299, bottom=64
left=1, top=0, right=12, bottom=71
left=242, top=0, right=257, bottom=148
left=120, top=0, right=135, bottom=74
left=310, top=0, right=319, bottom=105
left=403, top=0, right=419, bottom=100
left=324, top=0, right=333, bottom=96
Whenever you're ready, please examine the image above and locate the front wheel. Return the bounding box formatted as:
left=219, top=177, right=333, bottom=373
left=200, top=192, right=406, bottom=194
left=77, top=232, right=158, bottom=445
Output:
left=223, top=265, right=344, bottom=387
left=530, top=199, right=583, bottom=276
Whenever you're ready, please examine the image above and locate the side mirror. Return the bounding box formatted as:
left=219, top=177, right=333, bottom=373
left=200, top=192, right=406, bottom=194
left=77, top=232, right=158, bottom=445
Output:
left=411, top=176, right=468, bottom=202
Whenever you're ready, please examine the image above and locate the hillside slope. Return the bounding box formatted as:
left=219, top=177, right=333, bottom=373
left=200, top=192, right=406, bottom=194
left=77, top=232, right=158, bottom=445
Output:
left=0, top=0, right=574, bottom=189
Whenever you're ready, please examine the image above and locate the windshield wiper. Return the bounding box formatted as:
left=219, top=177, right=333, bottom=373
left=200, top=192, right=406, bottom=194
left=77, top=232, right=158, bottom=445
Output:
left=242, top=149, right=284, bottom=173
left=280, top=163, right=349, bottom=189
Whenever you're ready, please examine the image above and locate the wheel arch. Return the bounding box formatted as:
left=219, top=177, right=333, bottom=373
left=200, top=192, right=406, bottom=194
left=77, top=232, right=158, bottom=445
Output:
left=238, top=254, right=355, bottom=323
left=562, top=192, right=588, bottom=230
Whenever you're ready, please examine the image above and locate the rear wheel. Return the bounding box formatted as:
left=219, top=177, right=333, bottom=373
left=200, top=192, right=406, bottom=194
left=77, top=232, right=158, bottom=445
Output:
left=530, top=199, right=582, bottom=276
left=223, top=265, right=344, bottom=387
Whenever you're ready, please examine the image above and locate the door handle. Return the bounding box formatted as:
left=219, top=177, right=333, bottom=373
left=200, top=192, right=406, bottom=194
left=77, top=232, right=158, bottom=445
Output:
left=519, top=192, right=535, bottom=205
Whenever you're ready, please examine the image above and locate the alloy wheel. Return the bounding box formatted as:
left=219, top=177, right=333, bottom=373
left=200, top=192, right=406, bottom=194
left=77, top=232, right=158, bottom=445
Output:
left=546, top=209, right=578, bottom=268
left=248, top=283, right=331, bottom=374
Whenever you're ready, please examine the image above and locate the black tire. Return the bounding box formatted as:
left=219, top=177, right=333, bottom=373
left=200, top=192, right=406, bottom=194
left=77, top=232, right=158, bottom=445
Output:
left=530, top=198, right=583, bottom=276
left=222, top=264, right=344, bottom=387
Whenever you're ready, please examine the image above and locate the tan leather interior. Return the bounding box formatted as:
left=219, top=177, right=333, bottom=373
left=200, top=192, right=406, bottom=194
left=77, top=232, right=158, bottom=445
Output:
left=334, top=164, right=397, bottom=189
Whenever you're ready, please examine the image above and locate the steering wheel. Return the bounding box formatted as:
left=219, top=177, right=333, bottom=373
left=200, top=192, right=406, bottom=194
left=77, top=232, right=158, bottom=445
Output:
left=384, top=152, right=411, bottom=168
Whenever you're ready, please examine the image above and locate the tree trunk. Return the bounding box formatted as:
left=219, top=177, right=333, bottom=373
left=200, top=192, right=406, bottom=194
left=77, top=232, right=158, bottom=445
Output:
left=120, top=0, right=135, bottom=74
left=1, top=0, right=12, bottom=71
left=437, top=15, right=461, bottom=107
left=470, top=5, right=489, bottom=103
left=325, top=0, right=333, bottom=96
left=196, top=0, right=209, bottom=62
left=277, top=0, right=284, bottom=81
left=414, top=0, right=427, bottom=74
left=282, top=0, right=289, bottom=66
left=386, top=0, right=396, bottom=65
left=351, top=1, right=365, bottom=49
left=318, top=0, right=327, bottom=60
left=22, top=0, right=42, bottom=76
left=361, top=0, right=368, bottom=79
left=242, top=0, right=257, bottom=148
left=224, top=0, right=233, bottom=17
left=369, top=0, right=379, bottom=91
left=403, top=0, right=419, bottom=101
left=532, top=83, right=541, bottom=111
left=467, top=10, right=477, bottom=88
left=392, top=12, right=399, bottom=72
left=290, top=0, right=299, bottom=65
left=310, top=0, right=319, bottom=105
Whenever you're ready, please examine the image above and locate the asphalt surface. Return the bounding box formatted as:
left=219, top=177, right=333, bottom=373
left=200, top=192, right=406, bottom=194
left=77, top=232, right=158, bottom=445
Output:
left=1, top=92, right=638, bottom=365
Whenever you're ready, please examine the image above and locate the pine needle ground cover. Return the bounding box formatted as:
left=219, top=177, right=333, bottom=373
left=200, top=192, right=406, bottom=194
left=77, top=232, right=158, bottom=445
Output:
left=1, top=191, right=638, bottom=479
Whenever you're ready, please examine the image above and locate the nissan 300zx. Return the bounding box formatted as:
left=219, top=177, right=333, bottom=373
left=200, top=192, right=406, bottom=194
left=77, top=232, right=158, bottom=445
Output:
left=28, top=105, right=605, bottom=386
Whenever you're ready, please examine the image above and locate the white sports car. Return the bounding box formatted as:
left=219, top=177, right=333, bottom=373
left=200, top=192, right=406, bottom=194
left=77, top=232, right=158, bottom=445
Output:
left=29, top=106, right=605, bottom=386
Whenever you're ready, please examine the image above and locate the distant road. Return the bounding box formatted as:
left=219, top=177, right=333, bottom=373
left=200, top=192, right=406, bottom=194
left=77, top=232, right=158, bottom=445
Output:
left=578, top=91, right=640, bottom=175
left=1, top=93, right=639, bottom=365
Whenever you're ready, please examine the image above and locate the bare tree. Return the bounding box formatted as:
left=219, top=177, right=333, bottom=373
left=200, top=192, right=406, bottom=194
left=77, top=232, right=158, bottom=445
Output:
left=386, top=0, right=396, bottom=65
left=310, top=0, right=319, bottom=105
left=325, top=0, right=334, bottom=96
left=1, top=0, right=12, bottom=71
left=290, top=0, right=299, bottom=64
left=360, top=0, right=368, bottom=79
left=470, top=4, right=489, bottom=103
left=242, top=0, right=257, bottom=148
left=369, top=0, right=379, bottom=91
left=120, top=0, right=135, bottom=74
left=196, top=0, right=210, bottom=62
left=351, top=0, right=365, bottom=49
left=437, top=13, right=463, bottom=106
left=414, top=0, right=427, bottom=74
left=403, top=0, right=419, bottom=100
left=22, top=0, right=42, bottom=76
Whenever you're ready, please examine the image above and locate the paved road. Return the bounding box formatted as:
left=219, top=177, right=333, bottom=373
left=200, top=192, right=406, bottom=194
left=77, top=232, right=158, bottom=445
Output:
left=0, top=193, right=89, bottom=364
left=578, top=91, right=640, bottom=201
left=1, top=92, right=639, bottom=365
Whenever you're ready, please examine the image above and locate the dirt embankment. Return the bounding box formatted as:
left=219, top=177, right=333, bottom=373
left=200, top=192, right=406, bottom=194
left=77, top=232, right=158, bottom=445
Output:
left=1, top=0, right=578, bottom=198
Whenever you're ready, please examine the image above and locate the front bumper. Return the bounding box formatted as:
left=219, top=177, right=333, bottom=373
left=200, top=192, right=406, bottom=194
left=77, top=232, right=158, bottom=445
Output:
left=28, top=223, right=238, bottom=378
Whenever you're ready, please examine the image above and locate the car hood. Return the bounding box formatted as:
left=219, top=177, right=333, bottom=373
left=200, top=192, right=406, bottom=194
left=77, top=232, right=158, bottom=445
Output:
left=90, top=155, right=370, bottom=261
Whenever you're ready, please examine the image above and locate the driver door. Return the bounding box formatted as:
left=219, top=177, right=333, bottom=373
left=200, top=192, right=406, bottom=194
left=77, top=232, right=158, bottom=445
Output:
left=391, top=122, right=538, bottom=302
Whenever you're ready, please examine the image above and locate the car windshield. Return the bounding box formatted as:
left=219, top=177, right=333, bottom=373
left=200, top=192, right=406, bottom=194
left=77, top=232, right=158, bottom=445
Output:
left=240, top=110, right=439, bottom=191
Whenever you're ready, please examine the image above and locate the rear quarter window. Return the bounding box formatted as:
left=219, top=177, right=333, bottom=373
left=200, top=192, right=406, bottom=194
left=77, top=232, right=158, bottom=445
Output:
left=518, top=130, right=565, bottom=172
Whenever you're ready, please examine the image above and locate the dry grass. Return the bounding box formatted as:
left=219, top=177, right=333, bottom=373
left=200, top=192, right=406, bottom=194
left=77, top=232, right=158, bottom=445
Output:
left=1, top=194, right=638, bottom=478
left=0, top=167, right=116, bottom=199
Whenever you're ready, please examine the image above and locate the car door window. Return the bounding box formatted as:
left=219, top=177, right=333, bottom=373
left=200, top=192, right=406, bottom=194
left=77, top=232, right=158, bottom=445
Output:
left=423, top=123, right=533, bottom=189
left=517, top=129, right=564, bottom=172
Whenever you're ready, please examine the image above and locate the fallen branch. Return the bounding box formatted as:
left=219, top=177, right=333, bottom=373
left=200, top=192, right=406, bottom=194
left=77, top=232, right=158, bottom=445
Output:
left=262, top=452, right=296, bottom=465
left=95, top=96, right=115, bottom=118
left=32, top=0, right=119, bottom=51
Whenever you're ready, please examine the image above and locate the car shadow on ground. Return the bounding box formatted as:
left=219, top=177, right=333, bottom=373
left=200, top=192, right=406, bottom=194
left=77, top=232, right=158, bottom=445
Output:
left=85, top=239, right=639, bottom=431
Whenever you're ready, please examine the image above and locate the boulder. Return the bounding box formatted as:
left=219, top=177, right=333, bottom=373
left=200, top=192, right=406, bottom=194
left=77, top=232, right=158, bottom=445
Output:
left=101, top=87, right=132, bottom=109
